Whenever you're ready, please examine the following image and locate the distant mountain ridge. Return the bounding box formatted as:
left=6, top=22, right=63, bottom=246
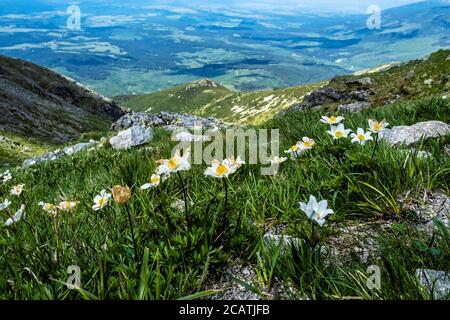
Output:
left=124, top=49, right=450, bottom=124
left=0, top=55, right=126, bottom=144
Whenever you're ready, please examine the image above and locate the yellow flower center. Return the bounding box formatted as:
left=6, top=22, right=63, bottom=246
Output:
left=335, top=131, right=343, bottom=138
left=168, top=157, right=180, bottom=170
left=329, top=116, right=337, bottom=123
left=99, top=198, right=106, bottom=206
left=373, top=123, right=382, bottom=132
left=358, top=134, right=365, bottom=141
left=303, top=140, right=313, bottom=148
left=216, top=164, right=229, bottom=177
left=291, top=145, right=298, bottom=152
left=151, top=176, right=160, bottom=184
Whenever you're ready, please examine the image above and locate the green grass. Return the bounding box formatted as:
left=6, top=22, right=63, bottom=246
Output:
left=0, top=133, right=53, bottom=170
left=0, top=95, right=448, bottom=300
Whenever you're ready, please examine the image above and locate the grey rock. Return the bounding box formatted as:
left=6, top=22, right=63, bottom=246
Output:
left=346, top=77, right=372, bottom=86
left=111, top=111, right=225, bottom=132
left=445, top=144, right=450, bottom=156
left=380, top=121, right=450, bottom=146
left=206, top=260, right=300, bottom=300
left=64, top=142, right=92, bottom=155
left=263, top=231, right=304, bottom=248
left=349, top=90, right=371, bottom=101
left=284, top=87, right=349, bottom=113
left=281, top=86, right=371, bottom=115
left=338, top=102, right=371, bottom=113
left=109, top=126, right=154, bottom=150
left=399, top=191, right=449, bottom=236
left=325, top=222, right=392, bottom=265
left=22, top=141, right=96, bottom=168
left=416, top=269, right=450, bottom=299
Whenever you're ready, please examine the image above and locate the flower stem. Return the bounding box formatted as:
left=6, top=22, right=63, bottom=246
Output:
left=219, top=178, right=230, bottom=238
left=371, top=133, right=379, bottom=160
left=124, top=203, right=138, bottom=259
left=177, top=172, right=189, bottom=218
left=223, top=178, right=228, bottom=210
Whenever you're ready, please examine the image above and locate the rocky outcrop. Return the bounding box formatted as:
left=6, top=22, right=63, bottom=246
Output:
left=111, top=111, right=225, bottom=132
left=206, top=259, right=300, bottom=300
left=399, top=191, right=449, bottom=237
left=380, top=121, right=450, bottom=146
left=282, top=86, right=371, bottom=114
left=109, top=126, right=154, bottom=150
left=0, top=55, right=126, bottom=144
left=338, top=102, right=371, bottom=113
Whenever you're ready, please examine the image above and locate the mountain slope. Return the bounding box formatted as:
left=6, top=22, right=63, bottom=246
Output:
left=0, top=55, right=126, bottom=144
left=125, top=50, right=450, bottom=124
left=124, top=79, right=322, bottom=124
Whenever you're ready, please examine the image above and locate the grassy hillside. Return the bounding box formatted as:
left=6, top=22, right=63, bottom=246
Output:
left=327, top=49, right=450, bottom=108
left=125, top=79, right=323, bottom=124
left=125, top=50, right=450, bottom=125
left=0, top=95, right=448, bottom=300
left=0, top=55, right=125, bottom=144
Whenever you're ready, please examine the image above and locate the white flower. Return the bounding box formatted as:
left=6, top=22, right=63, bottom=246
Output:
left=92, top=190, right=112, bottom=211
left=320, top=116, right=345, bottom=125
left=351, top=128, right=373, bottom=145
left=4, top=205, right=26, bottom=226
left=228, top=156, right=245, bottom=173
left=299, top=195, right=334, bottom=227
left=298, top=137, right=316, bottom=150
left=38, top=201, right=58, bottom=215
left=327, top=124, right=351, bottom=140
left=284, top=143, right=303, bottom=159
left=10, top=184, right=25, bottom=196
left=58, top=201, right=77, bottom=212
left=205, top=160, right=233, bottom=179
left=2, top=171, right=12, bottom=184
left=141, top=174, right=162, bottom=190
left=268, top=156, right=288, bottom=165
left=368, top=119, right=389, bottom=133
left=157, top=149, right=191, bottom=174
left=0, top=199, right=11, bottom=211
left=268, top=156, right=288, bottom=175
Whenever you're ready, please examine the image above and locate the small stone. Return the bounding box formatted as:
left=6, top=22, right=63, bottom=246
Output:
left=338, top=102, right=371, bottom=113
left=346, top=77, right=372, bottom=86
left=109, top=126, right=154, bottom=150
